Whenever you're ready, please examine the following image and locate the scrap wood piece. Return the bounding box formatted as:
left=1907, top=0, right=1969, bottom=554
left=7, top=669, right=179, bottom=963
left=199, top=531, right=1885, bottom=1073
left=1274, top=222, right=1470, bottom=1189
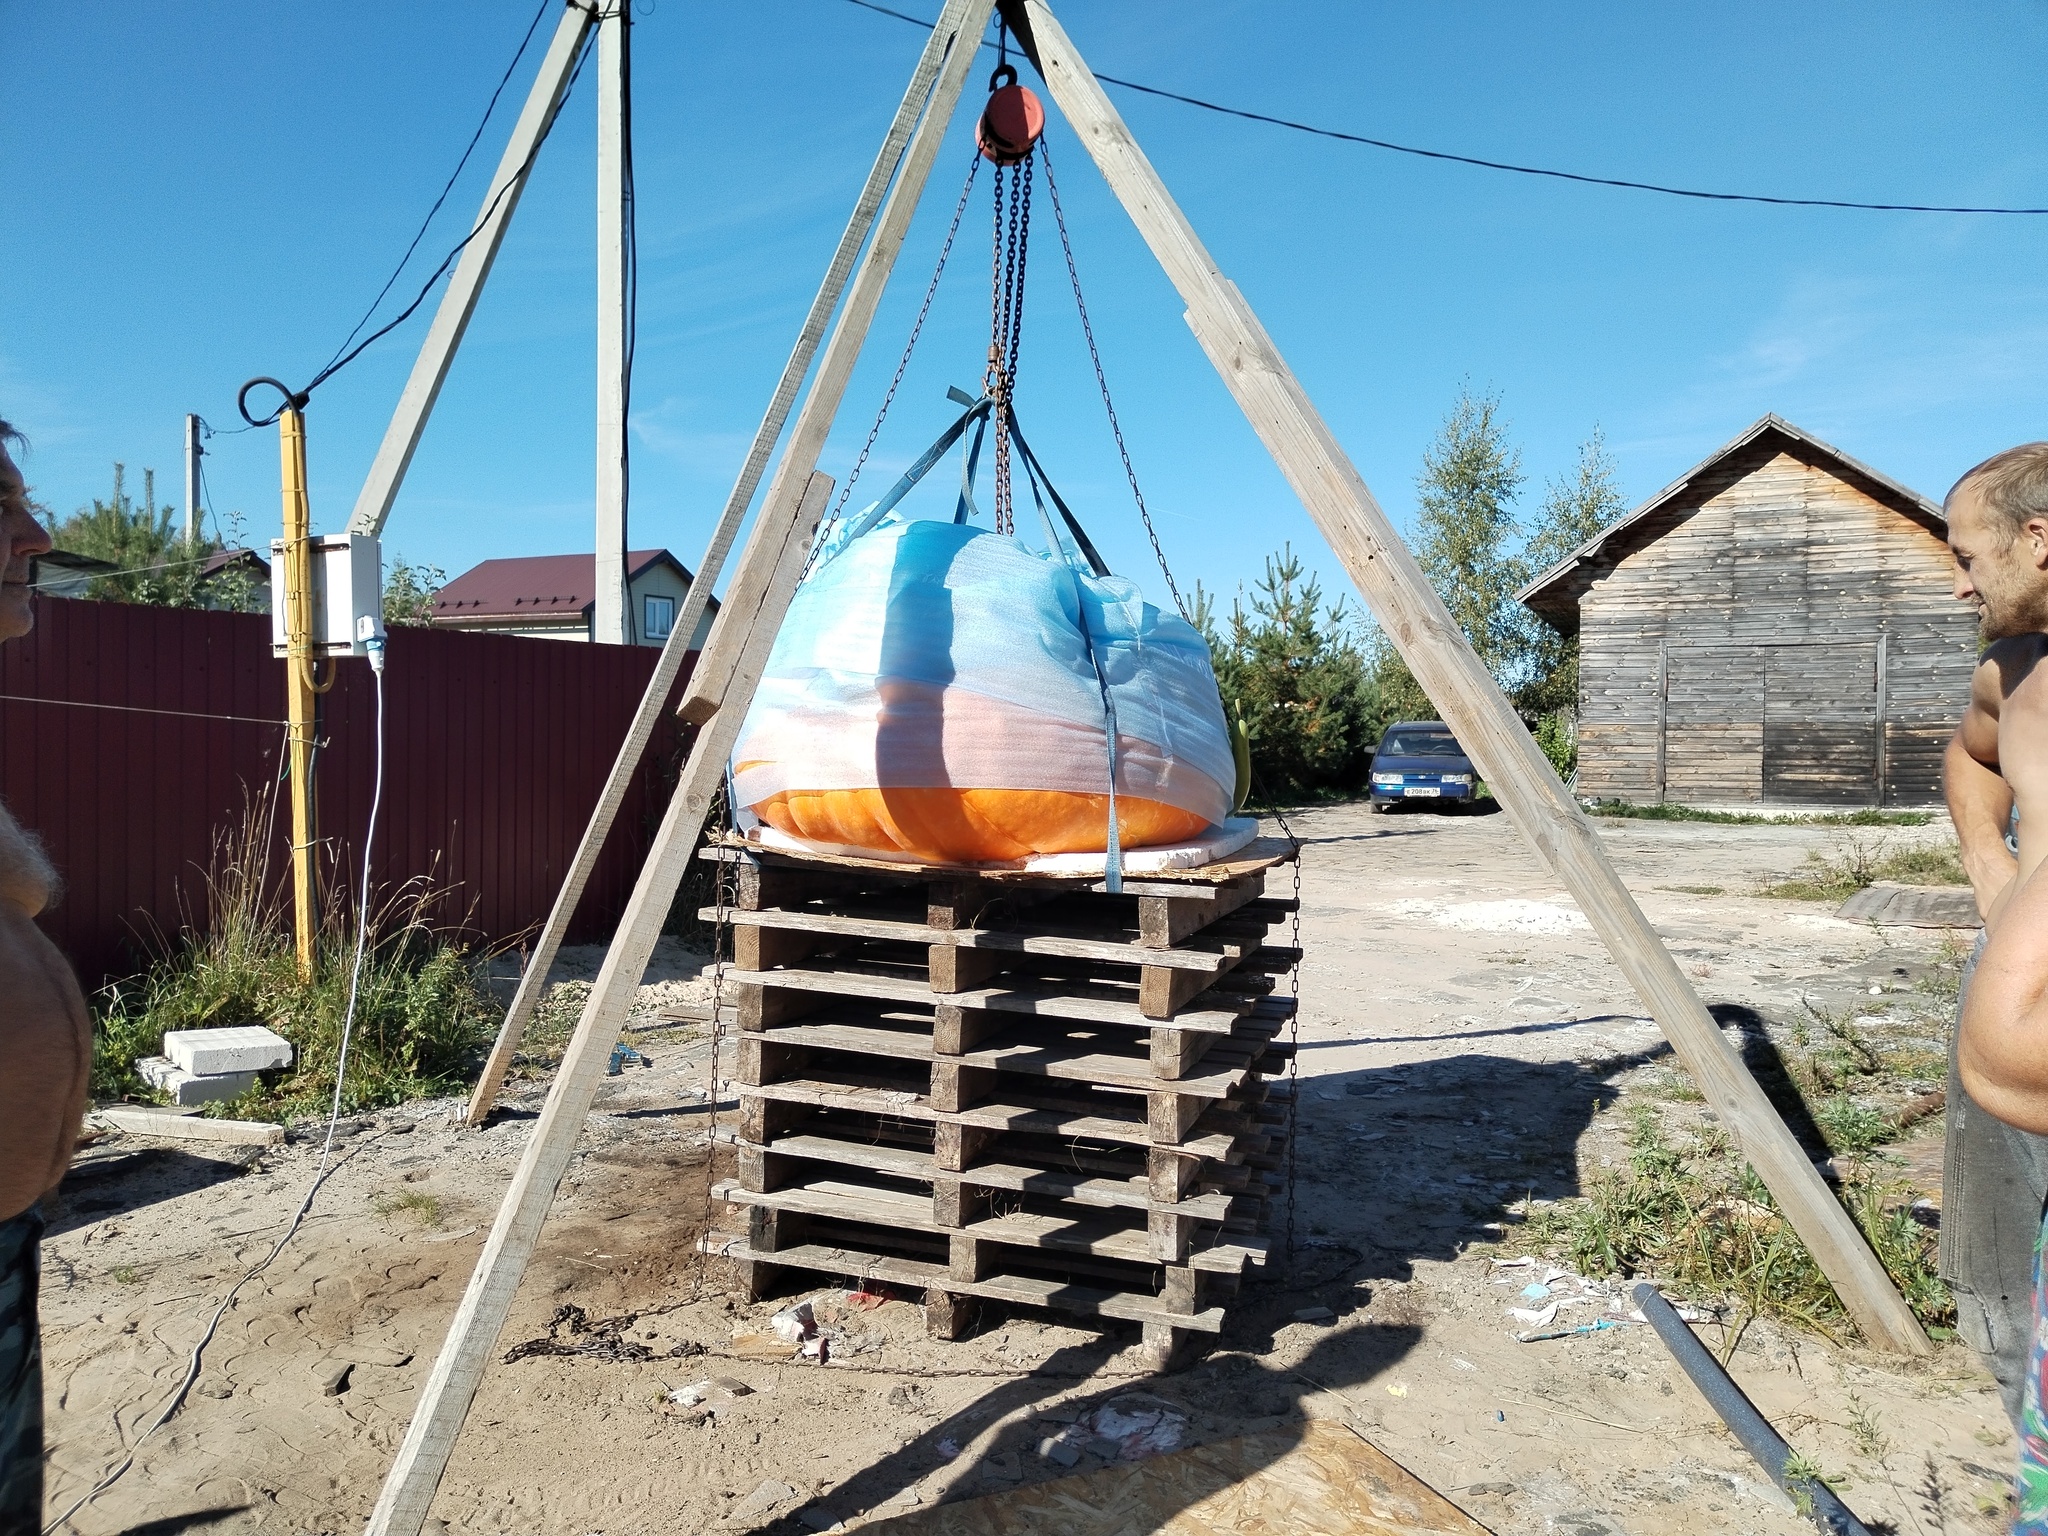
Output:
left=89, top=1105, right=285, bottom=1146
left=857, top=1417, right=1489, bottom=1535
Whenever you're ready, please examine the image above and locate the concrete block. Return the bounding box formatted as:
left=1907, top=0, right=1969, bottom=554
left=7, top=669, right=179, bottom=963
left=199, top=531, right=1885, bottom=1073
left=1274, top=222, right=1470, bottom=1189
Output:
left=136, top=1055, right=260, bottom=1107
left=163, top=1025, right=293, bottom=1076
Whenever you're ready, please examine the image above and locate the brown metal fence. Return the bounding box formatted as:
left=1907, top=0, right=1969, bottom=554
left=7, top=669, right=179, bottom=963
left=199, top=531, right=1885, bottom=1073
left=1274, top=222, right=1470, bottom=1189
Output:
left=0, top=596, right=691, bottom=988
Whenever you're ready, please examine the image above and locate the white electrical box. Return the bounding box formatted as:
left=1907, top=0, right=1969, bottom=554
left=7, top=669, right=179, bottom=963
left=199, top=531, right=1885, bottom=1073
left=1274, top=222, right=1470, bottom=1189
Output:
left=270, top=533, right=386, bottom=658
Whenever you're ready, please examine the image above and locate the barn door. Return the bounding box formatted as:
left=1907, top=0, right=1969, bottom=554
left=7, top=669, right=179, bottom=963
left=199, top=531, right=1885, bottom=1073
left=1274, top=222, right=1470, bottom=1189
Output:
left=1663, top=645, right=1765, bottom=804
left=1763, top=643, right=1879, bottom=806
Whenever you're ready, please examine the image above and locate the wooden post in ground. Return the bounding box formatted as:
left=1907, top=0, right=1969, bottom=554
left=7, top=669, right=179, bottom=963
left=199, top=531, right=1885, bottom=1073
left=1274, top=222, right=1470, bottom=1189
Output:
left=362, top=475, right=833, bottom=1536
left=463, top=0, right=983, bottom=1125
left=365, top=8, right=995, bottom=1526
left=1014, top=0, right=1928, bottom=1355
left=279, top=408, right=318, bottom=980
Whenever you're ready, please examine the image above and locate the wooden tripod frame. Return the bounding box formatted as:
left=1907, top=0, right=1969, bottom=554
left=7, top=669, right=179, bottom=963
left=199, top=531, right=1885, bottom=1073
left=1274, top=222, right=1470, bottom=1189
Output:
left=362, top=1, right=1925, bottom=1528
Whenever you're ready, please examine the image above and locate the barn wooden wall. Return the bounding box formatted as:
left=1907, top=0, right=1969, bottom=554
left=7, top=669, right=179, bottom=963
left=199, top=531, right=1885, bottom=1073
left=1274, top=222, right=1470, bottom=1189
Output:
left=1574, top=439, right=1976, bottom=807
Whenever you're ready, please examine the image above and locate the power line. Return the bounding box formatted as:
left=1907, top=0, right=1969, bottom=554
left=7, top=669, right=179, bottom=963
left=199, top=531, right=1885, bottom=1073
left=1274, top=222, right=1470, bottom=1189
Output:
left=841, top=0, right=2048, bottom=217
left=315, top=0, right=557, bottom=381
left=291, top=14, right=597, bottom=404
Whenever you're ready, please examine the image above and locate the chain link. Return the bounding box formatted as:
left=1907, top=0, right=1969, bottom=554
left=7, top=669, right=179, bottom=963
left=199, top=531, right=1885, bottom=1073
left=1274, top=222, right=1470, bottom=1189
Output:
left=1040, top=141, right=1188, bottom=622
left=690, top=779, right=737, bottom=1302
left=985, top=153, right=1035, bottom=538
left=803, top=150, right=983, bottom=581
left=1266, top=801, right=1304, bottom=1275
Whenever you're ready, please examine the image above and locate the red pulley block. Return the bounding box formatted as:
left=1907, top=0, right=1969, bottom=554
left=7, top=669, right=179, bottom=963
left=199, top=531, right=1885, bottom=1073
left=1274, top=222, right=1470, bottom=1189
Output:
left=977, top=64, right=1044, bottom=165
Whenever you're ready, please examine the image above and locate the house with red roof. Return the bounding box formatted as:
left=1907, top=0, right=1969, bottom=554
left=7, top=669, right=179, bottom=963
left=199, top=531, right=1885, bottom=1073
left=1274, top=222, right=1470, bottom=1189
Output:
left=430, top=549, right=712, bottom=648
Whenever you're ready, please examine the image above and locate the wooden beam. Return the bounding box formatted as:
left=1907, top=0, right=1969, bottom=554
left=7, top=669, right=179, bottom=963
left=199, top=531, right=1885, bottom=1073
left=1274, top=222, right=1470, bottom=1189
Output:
left=463, top=0, right=992, bottom=1125
left=1019, top=0, right=1929, bottom=1356
left=347, top=3, right=595, bottom=537
left=361, top=474, right=833, bottom=1536
left=367, top=6, right=995, bottom=1525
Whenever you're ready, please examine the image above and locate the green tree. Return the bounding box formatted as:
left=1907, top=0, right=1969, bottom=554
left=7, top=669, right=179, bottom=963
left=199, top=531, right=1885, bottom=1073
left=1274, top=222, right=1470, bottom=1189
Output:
left=1196, top=546, right=1377, bottom=802
left=44, top=462, right=263, bottom=610
left=1414, top=384, right=1529, bottom=686
left=382, top=558, right=446, bottom=627
left=1367, top=384, right=1530, bottom=728
left=1517, top=427, right=1627, bottom=718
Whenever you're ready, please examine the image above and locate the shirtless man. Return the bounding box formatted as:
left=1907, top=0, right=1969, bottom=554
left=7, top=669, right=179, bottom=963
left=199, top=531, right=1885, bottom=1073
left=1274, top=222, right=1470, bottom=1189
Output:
left=0, top=422, right=92, bottom=1527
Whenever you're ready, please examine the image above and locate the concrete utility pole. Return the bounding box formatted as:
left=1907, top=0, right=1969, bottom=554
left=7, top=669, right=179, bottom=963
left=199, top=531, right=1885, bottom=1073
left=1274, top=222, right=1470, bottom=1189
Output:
left=592, top=6, right=630, bottom=644
left=184, top=414, right=202, bottom=545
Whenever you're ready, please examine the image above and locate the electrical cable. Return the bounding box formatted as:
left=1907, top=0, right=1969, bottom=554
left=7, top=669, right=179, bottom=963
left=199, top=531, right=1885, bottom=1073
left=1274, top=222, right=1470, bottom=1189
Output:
left=42, top=640, right=391, bottom=1535
left=840, top=0, right=2048, bottom=216
left=256, top=27, right=598, bottom=418
left=314, top=0, right=556, bottom=382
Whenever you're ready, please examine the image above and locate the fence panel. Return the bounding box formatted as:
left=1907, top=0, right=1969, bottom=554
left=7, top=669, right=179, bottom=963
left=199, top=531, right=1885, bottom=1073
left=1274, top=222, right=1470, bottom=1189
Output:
left=0, top=596, right=691, bottom=988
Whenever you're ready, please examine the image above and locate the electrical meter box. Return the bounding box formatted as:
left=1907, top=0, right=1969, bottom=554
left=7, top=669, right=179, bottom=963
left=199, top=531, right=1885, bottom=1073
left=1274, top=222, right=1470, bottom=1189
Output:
left=270, top=534, right=387, bottom=658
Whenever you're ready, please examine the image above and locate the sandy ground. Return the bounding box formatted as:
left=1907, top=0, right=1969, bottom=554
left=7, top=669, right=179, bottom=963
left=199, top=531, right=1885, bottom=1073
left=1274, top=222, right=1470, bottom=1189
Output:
left=38, top=804, right=2011, bottom=1536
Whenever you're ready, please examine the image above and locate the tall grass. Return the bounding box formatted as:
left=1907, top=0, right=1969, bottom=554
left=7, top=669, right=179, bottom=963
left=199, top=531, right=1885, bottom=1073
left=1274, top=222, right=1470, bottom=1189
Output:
left=1521, top=1104, right=1952, bottom=1337
left=94, top=787, right=502, bottom=1120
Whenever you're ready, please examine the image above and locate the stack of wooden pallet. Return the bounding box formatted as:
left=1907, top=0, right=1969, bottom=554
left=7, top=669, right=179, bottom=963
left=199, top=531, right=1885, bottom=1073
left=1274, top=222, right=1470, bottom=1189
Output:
left=693, top=833, right=1300, bottom=1366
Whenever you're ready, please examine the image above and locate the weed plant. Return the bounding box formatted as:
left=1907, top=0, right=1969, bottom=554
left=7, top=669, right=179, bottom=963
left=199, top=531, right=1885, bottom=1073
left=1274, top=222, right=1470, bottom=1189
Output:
left=93, top=789, right=501, bottom=1120
left=1520, top=1104, right=1952, bottom=1337
left=1760, top=833, right=1968, bottom=902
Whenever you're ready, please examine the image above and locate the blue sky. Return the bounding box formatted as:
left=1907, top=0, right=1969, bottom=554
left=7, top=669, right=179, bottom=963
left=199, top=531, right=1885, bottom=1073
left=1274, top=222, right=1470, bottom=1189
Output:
left=5, top=2, right=2044, bottom=629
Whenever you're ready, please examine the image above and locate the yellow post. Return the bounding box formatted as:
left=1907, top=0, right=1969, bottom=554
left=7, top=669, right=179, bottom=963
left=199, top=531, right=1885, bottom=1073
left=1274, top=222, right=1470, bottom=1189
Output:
left=280, top=408, right=319, bottom=980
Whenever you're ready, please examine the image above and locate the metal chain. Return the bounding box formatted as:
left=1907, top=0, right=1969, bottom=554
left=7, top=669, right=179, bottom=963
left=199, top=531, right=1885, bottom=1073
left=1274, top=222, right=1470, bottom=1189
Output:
left=1266, top=801, right=1304, bottom=1274
left=690, top=781, right=737, bottom=1302
left=804, top=150, right=983, bottom=580
left=985, top=151, right=1034, bottom=537
left=1040, top=141, right=1188, bottom=622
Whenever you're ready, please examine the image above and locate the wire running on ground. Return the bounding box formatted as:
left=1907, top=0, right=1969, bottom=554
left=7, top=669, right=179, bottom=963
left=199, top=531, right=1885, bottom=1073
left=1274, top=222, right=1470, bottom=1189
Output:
left=839, top=0, right=2048, bottom=216
left=43, top=647, right=391, bottom=1535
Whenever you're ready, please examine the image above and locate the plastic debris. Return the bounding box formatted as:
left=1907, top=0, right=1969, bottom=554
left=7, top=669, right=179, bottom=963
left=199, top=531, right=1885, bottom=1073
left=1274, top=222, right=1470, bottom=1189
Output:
left=1517, top=1317, right=1640, bottom=1344
left=770, top=1302, right=817, bottom=1344
left=605, top=1042, right=651, bottom=1076
left=1519, top=1282, right=1552, bottom=1301
left=1507, top=1303, right=1559, bottom=1328
left=1385, top=1383, right=1409, bottom=1399
left=936, top=1438, right=961, bottom=1460
left=1083, top=1396, right=1188, bottom=1461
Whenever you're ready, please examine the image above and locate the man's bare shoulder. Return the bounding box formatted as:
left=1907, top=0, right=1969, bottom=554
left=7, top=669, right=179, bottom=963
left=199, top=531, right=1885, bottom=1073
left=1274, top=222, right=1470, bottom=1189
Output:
left=0, top=797, right=56, bottom=917
left=1976, top=635, right=2048, bottom=712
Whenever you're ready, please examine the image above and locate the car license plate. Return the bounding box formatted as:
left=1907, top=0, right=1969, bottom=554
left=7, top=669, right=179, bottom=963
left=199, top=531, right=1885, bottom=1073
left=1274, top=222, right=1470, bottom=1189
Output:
left=1403, top=786, right=1440, bottom=797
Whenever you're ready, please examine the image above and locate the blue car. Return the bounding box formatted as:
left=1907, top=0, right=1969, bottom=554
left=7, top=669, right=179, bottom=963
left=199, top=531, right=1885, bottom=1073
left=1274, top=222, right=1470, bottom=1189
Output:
left=1368, top=720, right=1477, bottom=812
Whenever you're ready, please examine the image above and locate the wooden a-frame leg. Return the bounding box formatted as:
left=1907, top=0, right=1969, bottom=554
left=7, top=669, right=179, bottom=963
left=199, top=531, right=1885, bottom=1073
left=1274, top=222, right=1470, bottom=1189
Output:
left=1012, top=0, right=1927, bottom=1359
left=365, top=11, right=999, bottom=1525
left=459, top=0, right=991, bottom=1128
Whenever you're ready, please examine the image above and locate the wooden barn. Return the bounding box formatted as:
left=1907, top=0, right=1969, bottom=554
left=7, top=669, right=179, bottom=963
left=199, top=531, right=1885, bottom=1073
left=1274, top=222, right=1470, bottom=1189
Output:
left=1517, top=415, right=1978, bottom=809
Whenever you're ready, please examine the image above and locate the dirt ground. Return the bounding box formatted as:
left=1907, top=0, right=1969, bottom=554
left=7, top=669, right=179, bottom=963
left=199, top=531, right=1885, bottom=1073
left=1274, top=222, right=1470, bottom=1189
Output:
left=39, top=803, right=2011, bottom=1536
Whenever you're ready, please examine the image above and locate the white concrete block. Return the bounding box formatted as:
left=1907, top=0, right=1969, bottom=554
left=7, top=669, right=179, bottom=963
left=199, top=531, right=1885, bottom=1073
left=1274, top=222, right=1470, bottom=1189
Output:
left=163, top=1025, right=293, bottom=1076
left=137, top=1054, right=260, bottom=1106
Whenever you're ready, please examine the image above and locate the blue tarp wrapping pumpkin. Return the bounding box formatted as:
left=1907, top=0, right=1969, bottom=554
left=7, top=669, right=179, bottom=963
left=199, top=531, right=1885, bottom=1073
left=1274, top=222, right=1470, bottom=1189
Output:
left=731, top=512, right=1235, bottom=866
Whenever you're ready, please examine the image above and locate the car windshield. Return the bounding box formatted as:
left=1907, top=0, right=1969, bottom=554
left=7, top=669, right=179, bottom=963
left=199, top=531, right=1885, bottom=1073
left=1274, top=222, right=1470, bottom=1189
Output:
left=1380, top=730, right=1462, bottom=758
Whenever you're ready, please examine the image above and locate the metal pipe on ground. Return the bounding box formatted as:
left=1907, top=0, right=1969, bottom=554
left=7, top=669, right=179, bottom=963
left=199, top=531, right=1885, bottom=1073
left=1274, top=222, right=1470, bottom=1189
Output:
left=1631, top=1281, right=1874, bottom=1536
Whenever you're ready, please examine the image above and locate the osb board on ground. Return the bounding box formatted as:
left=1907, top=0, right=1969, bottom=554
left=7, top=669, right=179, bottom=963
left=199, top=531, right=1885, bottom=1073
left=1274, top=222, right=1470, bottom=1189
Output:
left=857, top=1419, right=1492, bottom=1536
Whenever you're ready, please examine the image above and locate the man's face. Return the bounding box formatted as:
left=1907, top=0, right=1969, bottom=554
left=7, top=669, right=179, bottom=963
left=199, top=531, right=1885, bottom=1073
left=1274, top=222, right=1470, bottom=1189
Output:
left=0, top=444, right=51, bottom=641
